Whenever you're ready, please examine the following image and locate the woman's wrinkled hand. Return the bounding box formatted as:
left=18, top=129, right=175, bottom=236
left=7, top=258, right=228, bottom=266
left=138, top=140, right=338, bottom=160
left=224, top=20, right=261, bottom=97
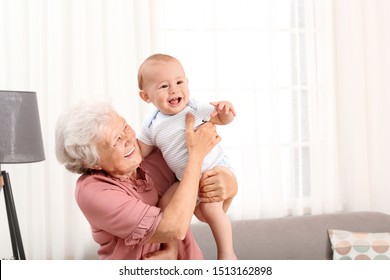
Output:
left=198, top=166, right=238, bottom=204
left=185, top=113, right=220, bottom=158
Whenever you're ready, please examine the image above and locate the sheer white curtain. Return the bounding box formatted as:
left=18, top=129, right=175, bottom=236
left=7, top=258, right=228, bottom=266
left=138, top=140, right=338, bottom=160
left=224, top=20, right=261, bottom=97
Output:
left=312, top=0, right=390, bottom=216
left=319, top=0, right=390, bottom=214
left=0, top=0, right=154, bottom=259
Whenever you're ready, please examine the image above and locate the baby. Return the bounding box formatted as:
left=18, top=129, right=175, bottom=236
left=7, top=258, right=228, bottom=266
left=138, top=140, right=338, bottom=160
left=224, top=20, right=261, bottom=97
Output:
left=137, top=53, right=237, bottom=260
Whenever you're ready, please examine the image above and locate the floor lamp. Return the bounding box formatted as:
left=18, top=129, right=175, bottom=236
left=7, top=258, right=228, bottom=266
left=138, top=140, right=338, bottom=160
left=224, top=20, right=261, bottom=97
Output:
left=0, top=91, right=45, bottom=260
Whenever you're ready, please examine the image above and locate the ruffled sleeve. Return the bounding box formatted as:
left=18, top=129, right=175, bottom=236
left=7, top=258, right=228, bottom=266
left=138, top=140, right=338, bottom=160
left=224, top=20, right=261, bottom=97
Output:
left=125, top=206, right=162, bottom=247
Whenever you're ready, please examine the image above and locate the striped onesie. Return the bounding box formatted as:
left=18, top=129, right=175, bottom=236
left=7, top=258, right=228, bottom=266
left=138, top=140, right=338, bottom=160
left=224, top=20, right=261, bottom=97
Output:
left=138, top=98, right=230, bottom=180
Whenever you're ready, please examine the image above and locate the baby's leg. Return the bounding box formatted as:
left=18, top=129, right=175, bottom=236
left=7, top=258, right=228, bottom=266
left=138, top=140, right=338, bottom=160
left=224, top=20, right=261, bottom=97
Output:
left=144, top=182, right=179, bottom=260
left=198, top=201, right=237, bottom=260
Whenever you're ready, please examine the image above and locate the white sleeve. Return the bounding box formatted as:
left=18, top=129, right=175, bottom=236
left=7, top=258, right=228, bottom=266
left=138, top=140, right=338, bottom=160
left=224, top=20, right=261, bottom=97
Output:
left=137, top=110, right=158, bottom=146
left=137, top=123, right=153, bottom=146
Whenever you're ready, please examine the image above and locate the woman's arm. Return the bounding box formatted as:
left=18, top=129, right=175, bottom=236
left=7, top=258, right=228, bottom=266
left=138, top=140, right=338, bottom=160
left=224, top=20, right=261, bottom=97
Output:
left=148, top=113, right=220, bottom=243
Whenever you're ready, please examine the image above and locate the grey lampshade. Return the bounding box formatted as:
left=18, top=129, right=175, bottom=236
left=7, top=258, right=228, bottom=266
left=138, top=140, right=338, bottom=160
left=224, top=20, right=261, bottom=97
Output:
left=0, top=91, right=45, bottom=163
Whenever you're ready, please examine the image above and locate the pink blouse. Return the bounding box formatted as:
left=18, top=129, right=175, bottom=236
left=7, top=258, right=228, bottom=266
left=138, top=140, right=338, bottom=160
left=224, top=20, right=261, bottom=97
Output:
left=75, top=148, right=204, bottom=260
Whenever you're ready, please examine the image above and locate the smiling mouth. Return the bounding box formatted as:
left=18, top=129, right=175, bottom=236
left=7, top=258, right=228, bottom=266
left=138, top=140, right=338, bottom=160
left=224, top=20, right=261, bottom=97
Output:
left=168, top=97, right=182, bottom=105
left=124, top=147, right=135, bottom=158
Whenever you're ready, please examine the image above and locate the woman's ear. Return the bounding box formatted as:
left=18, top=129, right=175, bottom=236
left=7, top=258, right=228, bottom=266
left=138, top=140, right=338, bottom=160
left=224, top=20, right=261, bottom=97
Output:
left=93, top=165, right=102, bottom=170
left=139, top=90, right=151, bottom=103
left=83, top=162, right=102, bottom=171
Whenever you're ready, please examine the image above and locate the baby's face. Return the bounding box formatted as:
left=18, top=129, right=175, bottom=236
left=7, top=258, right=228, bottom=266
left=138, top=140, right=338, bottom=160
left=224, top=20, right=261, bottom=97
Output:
left=141, top=59, right=190, bottom=115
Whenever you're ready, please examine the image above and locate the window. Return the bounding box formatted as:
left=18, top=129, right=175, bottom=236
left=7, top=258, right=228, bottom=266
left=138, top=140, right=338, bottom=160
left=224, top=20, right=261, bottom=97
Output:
left=154, top=0, right=318, bottom=218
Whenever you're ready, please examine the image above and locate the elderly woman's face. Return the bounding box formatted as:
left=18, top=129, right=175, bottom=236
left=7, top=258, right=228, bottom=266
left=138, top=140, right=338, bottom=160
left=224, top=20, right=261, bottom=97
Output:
left=96, top=112, right=142, bottom=179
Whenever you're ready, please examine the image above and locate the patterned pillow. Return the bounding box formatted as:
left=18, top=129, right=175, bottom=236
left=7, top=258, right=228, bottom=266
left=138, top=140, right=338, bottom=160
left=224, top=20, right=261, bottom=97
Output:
left=328, top=229, right=390, bottom=260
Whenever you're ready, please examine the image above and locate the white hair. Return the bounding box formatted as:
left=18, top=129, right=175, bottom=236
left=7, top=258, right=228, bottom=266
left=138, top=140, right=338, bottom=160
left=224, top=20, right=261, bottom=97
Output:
left=55, top=101, right=115, bottom=174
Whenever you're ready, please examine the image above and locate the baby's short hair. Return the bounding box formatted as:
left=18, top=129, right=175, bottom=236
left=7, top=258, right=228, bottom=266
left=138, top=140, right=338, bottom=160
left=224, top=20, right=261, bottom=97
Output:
left=137, top=53, right=179, bottom=90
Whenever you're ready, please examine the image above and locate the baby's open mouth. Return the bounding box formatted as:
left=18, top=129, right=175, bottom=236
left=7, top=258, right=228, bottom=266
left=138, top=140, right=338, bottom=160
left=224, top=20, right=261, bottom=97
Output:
left=168, top=97, right=182, bottom=105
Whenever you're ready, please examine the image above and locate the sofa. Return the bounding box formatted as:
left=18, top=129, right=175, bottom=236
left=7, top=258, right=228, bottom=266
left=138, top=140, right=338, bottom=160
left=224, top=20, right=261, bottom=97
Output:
left=190, top=211, right=390, bottom=260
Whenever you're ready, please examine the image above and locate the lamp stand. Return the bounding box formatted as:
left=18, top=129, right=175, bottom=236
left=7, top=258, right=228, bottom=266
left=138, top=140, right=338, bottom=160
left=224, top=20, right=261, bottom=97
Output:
left=0, top=169, right=26, bottom=260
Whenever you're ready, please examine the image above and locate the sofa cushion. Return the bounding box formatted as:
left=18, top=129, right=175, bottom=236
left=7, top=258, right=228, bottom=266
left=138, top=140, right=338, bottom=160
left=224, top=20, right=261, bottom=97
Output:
left=328, top=229, right=390, bottom=260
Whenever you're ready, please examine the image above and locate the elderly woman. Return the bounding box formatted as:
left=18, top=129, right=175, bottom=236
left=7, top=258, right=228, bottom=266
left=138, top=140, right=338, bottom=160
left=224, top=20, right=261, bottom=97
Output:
left=55, top=101, right=237, bottom=260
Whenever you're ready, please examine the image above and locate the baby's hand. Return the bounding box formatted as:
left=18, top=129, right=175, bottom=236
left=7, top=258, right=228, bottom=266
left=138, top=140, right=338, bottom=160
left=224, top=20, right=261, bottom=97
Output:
left=210, top=101, right=237, bottom=118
